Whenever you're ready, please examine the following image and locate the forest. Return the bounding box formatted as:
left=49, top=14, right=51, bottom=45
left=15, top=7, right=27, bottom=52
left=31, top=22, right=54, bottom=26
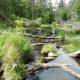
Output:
left=0, top=0, right=80, bottom=80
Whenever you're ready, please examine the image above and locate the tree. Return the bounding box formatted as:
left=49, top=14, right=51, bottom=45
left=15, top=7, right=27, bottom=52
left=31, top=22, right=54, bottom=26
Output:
left=70, top=0, right=80, bottom=21
left=59, top=0, right=65, bottom=8
left=56, top=0, right=69, bottom=21
left=0, top=0, right=55, bottom=23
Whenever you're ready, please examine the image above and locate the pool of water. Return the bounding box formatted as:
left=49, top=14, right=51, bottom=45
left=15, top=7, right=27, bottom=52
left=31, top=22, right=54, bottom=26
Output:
left=39, top=68, right=79, bottom=80
left=36, top=48, right=80, bottom=80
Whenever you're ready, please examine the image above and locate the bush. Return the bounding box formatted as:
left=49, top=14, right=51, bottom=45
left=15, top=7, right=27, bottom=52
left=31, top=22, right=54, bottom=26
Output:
left=41, top=43, right=58, bottom=56
left=0, top=32, right=34, bottom=80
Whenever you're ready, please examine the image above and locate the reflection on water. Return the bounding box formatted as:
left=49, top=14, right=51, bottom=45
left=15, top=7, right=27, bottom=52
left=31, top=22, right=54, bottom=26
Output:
left=39, top=68, right=79, bottom=80
left=74, top=58, right=80, bottom=65
left=50, top=48, right=79, bottom=66
left=39, top=48, right=80, bottom=80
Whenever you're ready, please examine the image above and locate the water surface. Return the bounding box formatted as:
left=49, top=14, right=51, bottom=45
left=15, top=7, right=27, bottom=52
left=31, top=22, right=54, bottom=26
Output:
left=39, top=48, right=80, bottom=80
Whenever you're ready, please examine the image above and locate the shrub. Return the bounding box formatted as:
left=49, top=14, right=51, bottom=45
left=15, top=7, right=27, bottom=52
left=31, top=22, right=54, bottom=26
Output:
left=15, top=18, right=25, bottom=32
left=41, top=43, right=58, bottom=56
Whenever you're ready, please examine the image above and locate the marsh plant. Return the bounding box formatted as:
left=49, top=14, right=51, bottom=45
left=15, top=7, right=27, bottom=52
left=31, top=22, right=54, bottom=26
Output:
left=0, top=32, right=34, bottom=80
left=41, top=43, right=58, bottom=56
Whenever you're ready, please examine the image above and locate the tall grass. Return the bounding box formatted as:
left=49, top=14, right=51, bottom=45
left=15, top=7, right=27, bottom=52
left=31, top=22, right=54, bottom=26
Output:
left=64, top=37, right=80, bottom=53
left=41, top=43, right=58, bottom=56
left=0, top=32, right=34, bottom=80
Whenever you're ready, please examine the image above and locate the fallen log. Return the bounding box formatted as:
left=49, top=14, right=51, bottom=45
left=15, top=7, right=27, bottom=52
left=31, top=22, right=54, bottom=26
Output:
left=24, top=33, right=59, bottom=39
left=27, top=63, right=80, bottom=79
left=69, top=51, right=80, bottom=58
left=32, top=43, right=45, bottom=46
left=44, top=57, right=55, bottom=60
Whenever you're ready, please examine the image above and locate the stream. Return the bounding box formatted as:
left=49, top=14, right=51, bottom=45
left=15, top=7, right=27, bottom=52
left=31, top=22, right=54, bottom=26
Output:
left=39, top=48, right=80, bottom=80
left=27, top=48, right=80, bottom=80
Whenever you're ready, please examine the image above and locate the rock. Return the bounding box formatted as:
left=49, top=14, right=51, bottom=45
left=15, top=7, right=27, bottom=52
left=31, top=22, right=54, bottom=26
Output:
left=43, top=52, right=56, bottom=63
left=48, top=52, right=54, bottom=57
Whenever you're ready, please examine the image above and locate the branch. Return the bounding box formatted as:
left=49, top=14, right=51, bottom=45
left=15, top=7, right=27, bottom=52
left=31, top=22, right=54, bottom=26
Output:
left=0, top=11, right=13, bottom=26
left=27, top=63, right=80, bottom=79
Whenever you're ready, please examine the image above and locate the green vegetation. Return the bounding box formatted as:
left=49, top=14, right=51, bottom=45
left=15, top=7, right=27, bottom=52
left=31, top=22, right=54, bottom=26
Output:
left=51, top=24, right=80, bottom=54
left=0, top=32, right=34, bottom=80
left=64, top=36, right=80, bottom=53
left=0, top=0, right=80, bottom=23
left=0, top=0, right=80, bottom=79
left=41, top=44, right=58, bottom=56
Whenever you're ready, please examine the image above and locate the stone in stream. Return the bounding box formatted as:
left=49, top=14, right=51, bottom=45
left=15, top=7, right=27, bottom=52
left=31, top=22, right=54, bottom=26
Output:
left=41, top=52, right=55, bottom=63
left=48, top=52, right=54, bottom=57
left=45, top=51, right=55, bottom=61
left=43, top=52, right=57, bottom=63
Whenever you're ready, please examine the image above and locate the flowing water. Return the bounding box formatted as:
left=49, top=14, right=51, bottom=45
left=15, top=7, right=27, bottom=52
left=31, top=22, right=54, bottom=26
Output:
left=27, top=32, right=80, bottom=80
left=38, top=48, right=80, bottom=80
left=27, top=48, right=80, bottom=80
